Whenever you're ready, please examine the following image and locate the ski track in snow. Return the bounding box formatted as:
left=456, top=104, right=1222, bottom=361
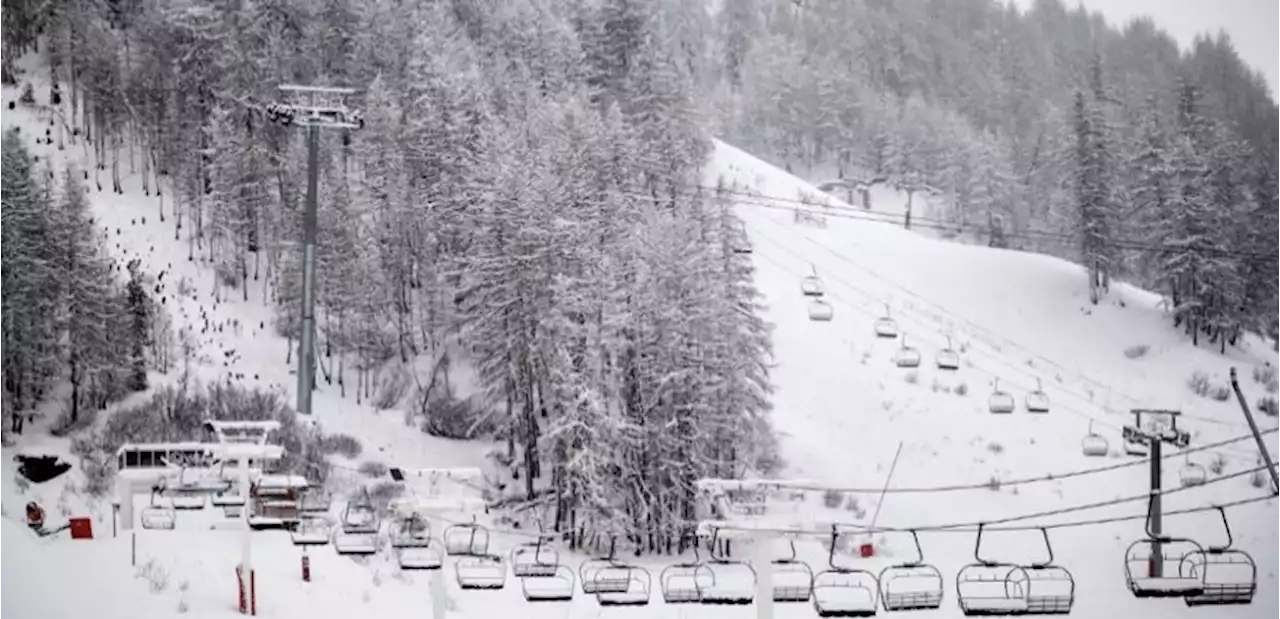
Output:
left=2, top=52, right=1278, bottom=619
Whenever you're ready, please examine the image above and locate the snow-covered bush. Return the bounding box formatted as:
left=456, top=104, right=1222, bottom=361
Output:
left=1123, top=344, right=1149, bottom=359
left=1252, top=364, right=1278, bottom=393
left=1257, top=396, right=1278, bottom=418
left=358, top=460, right=388, bottom=478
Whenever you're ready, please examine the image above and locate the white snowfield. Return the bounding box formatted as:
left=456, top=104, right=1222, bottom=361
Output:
left=3, top=51, right=1278, bottom=618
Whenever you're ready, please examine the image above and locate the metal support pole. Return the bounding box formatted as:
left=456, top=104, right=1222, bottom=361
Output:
left=239, top=455, right=253, bottom=611
left=429, top=514, right=448, bottom=619
left=1229, top=367, right=1280, bottom=495
left=296, top=124, right=319, bottom=417
left=753, top=530, right=773, bottom=619
left=1148, top=439, right=1162, bottom=577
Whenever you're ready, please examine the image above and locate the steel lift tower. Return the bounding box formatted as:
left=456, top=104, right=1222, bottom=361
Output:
left=265, top=85, right=363, bottom=417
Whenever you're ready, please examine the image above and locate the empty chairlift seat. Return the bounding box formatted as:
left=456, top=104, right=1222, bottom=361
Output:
left=593, top=565, right=652, bottom=607
left=512, top=537, right=561, bottom=578
left=877, top=530, right=943, bottom=612
left=696, top=560, right=757, bottom=605
left=521, top=564, right=576, bottom=602
left=290, top=516, right=332, bottom=546
left=333, top=490, right=380, bottom=555
left=389, top=515, right=442, bottom=570
left=988, top=379, right=1015, bottom=414
left=696, top=529, right=756, bottom=605
left=809, top=300, right=835, bottom=322
left=140, top=496, right=178, bottom=531
left=813, top=526, right=880, bottom=617
left=661, top=560, right=712, bottom=604
left=936, top=337, right=961, bottom=371
left=580, top=536, right=652, bottom=605
left=1179, top=461, right=1208, bottom=487
left=444, top=522, right=491, bottom=556
left=956, top=525, right=1074, bottom=616
left=873, top=307, right=899, bottom=339
left=455, top=553, right=506, bottom=590
left=1025, top=379, right=1051, bottom=413
left=801, top=273, right=825, bottom=297
left=1181, top=506, right=1257, bottom=606
left=771, top=541, right=814, bottom=603
left=1124, top=501, right=1215, bottom=600
left=894, top=335, right=922, bottom=369
left=956, top=563, right=1028, bottom=615
left=1081, top=422, right=1109, bottom=457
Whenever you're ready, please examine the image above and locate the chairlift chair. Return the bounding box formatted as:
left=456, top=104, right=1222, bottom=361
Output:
left=809, top=300, right=835, bottom=322
left=1124, top=499, right=1207, bottom=599
left=594, top=564, right=652, bottom=607
left=583, top=532, right=627, bottom=595
left=519, top=542, right=575, bottom=603
left=1081, top=422, right=1110, bottom=457
left=1020, top=529, right=1075, bottom=614
left=289, top=515, right=331, bottom=546
left=579, top=534, right=653, bottom=603
left=211, top=488, right=246, bottom=508
left=161, top=471, right=217, bottom=510
left=139, top=490, right=178, bottom=530
left=936, top=337, right=961, bottom=371
left=512, top=534, right=561, bottom=578
left=661, top=537, right=711, bottom=604
left=340, top=488, right=379, bottom=534
left=1026, top=379, right=1051, bottom=414
left=455, top=553, right=506, bottom=590
left=389, top=514, right=443, bottom=570
left=873, top=305, right=899, bottom=339
left=894, top=335, right=922, bottom=369
left=444, top=520, right=490, bottom=556
left=988, top=379, right=1015, bottom=414
left=1181, top=506, right=1257, bottom=606
left=802, top=266, right=825, bottom=297
left=772, top=539, right=814, bottom=603
left=333, top=489, right=380, bottom=555
left=696, top=528, right=758, bottom=605
left=955, top=524, right=1028, bottom=615
left=298, top=489, right=332, bottom=513
left=813, top=526, right=880, bottom=617
left=877, top=530, right=943, bottom=611
left=1179, top=459, right=1208, bottom=488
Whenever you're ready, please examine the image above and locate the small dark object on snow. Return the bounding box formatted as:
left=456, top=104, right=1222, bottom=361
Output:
left=72, top=127, right=79, bottom=136
left=7, top=101, right=13, bottom=110
left=15, top=454, right=73, bottom=484
left=83, top=170, right=88, bottom=180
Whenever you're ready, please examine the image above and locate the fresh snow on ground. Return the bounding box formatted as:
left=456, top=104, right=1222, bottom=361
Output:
left=2, top=50, right=1277, bottom=619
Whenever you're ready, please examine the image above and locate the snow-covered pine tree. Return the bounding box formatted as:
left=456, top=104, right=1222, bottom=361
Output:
left=1128, top=99, right=1174, bottom=281
left=1071, top=79, right=1118, bottom=304
left=55, top=165, right=123, bottom=424
left=124, top=259, right=151, bottom=391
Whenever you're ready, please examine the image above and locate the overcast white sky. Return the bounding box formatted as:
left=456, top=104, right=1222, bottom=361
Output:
left=1008, top=0, right=1279, bottom=98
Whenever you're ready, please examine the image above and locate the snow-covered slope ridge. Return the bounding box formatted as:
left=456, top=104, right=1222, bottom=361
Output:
left=3, top=41, right=1278, bottom=618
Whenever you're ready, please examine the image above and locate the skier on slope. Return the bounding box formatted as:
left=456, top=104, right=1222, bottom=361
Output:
left=25, top=501, right=45, bottom=532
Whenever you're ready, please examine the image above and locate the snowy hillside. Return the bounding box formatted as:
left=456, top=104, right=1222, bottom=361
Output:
left=4, top=53, right=1278, bottom=619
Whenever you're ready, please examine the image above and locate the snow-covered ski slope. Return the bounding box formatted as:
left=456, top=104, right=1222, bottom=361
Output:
left=4, top=46, right=1278, bottom=617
